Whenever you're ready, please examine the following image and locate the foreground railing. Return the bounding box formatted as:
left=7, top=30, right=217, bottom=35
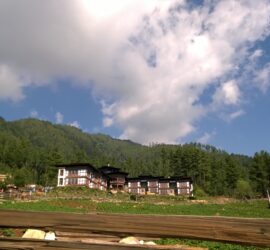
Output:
left=0, top=210, right=269, bottom=249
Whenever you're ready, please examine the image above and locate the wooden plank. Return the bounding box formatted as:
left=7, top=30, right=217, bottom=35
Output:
left=56, top=231, right=120, bottom=242
left=55, top=231, right=158, bottom=242
left=0, top=238, right=205, bottom=250
left=0, top=210, right=269, bottom=247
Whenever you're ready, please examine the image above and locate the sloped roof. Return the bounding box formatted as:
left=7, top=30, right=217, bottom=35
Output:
left=55, top=163, right=95, bottom=168
left=99, top=166, right=121, bottom=174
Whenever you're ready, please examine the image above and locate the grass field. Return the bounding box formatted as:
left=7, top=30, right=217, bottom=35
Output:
left=0, top=198, right=269, bottom=218
left=156, top=238, right=268, bottom=250
left=96, top=200, right=270, bottom=218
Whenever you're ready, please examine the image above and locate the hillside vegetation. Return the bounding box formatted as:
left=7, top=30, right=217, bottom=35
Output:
left=0, top=117, right=269, bottom=197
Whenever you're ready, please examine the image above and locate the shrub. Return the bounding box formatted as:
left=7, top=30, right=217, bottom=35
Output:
left=193, top=187, right=208, bottom=198
left=0, top=228, right=15, bottom=237
left=0, top=181, right=7, bottom=190
left=234, top=179, right=253, bottom=199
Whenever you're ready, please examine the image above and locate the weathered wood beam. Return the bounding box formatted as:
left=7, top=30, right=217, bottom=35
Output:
left=0, top=210, right=269, bottom=247
left=0, top=238, right=205, bottom=250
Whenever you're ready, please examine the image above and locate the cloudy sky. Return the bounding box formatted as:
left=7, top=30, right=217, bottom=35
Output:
left=0, top=0, right=270, bottom=155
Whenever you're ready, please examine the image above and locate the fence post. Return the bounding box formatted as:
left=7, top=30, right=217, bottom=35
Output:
left=267, top=189, right=270, bottom=209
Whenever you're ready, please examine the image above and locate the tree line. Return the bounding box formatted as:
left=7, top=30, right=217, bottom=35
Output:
left=0, top=117, right=269, bottom=197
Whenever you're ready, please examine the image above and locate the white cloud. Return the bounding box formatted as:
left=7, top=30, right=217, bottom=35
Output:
left=69, top=121, right=80, bottom=129
left=103, top=117, right=114, bottom=127
left=0, top=0, right=269, bottom=144
left=197, top=131, right=216, bottom=144
left=55, top=112, right=64, bottom=124
left=213, top=80, right=241, bottom=106
left=0, top=65, right=26, bottom=101
left=229, top=110, right=245, bottom=121
left=254, top=63, right=270, bottom=92
left=249, top=49, right=263, bottom=61
left=30, top=110, right=39, bottom=118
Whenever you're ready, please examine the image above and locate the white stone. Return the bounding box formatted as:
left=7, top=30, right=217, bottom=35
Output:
left=45, top=231, right=56, bottom=240
left=145, top=241, right=157, bottom=245
left=22, top=229, right=46, bottom=239
left=119, top=236, right=140, bottom=245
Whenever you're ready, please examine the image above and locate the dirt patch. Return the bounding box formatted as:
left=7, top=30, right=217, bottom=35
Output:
left=189, top=200, right=208, bottom=204
left=212, top=197, right=236, bottom=204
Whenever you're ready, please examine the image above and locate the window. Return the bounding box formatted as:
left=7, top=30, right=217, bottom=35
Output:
left=148, top=181, right=157, bottom=187
left=178, top=181, right=190, bottom=188
left=59, top=169, right=64, bottom=176
left=78, top=169, right=87, bottom=176
left=129, top=182, right=139, bottom=188
left=59, top=178, right=63, bottom=186
left=159, top=183, right=169, bottom=188
left=68, top=178, right=78, bottom=185
left=78, top=178, right=86, bottom=185
left=69, top=170, right=78, bottom=175
left=149, top=188, right=158, bottom=193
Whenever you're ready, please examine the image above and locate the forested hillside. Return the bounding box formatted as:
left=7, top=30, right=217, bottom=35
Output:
left=0, top=117, right=269, bottom=197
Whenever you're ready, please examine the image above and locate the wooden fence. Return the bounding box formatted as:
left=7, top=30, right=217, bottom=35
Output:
left=0, top=210, right=269, bottom=249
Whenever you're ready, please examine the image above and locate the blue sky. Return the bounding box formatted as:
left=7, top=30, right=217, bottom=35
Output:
left=0, top=82, right=121, bottom=136
left=0, top=0, right=270, bottom=156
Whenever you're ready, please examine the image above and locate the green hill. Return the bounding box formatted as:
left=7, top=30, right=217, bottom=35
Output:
left=0, top=117, right=269, bottom=197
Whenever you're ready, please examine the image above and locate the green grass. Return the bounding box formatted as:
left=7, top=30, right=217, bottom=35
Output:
left=48, top=186, right=108, bottom=198
left=0, top=228, right=15, bottom=237
left=97, top=200, right=270, bottom=218
left=0, top=199, right=269, bottom=218
left=0, top=199, right=97, bottom=213
left=156, top=238, right=269, bottom=250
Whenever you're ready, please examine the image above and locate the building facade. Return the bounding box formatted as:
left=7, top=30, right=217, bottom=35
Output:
left=56, top=163, right=107, bottom=191
left=56, top=163, right=193, bottom=196
left=127, top=176, right=161, bottom=195
left=127, top=177, right=146, bottom=195
left=127, top=176, right=193, bottom=196
left=99, top=166, right=128, bottom=191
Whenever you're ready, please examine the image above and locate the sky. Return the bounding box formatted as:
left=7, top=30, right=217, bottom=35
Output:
left=0, top=0, right=270, bottom=156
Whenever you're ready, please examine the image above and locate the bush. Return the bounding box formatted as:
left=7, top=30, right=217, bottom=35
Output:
left=0, top=181, right=7, bottom=190
left=193, top=187, right=208, bottom=198
left=0, top=228, right=15, bottom=237
left=234, top=179, right=253, bottom=199
left=130, top=194, right=139, bottom=201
